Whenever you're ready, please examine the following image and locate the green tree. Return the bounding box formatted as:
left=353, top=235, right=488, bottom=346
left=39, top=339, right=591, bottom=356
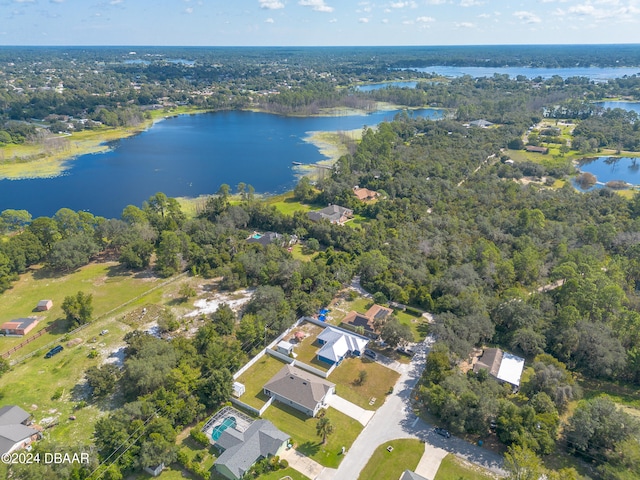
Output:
left=62, top=291, right=93, bottom=328
left=86, top=364, right=121, bottom=398
left=380, top=317, right=413, bottom=348
left=316, top=415, right=334, bottom=445
left=211, top=303, right=236, bottom=336
left=504, top=444, right=544, bottom=480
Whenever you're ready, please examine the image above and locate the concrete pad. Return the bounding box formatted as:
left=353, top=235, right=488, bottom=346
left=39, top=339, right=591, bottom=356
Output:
left=414, top=442, right=448, bottom=480
left=315, top=467, right=338, bottom=480
left=281, top=448, right=325, bottom=479
left=327, top=395, right=375, bottom=426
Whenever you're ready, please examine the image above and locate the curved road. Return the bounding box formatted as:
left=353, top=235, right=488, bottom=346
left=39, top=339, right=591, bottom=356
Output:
left=317, top=339, right=506, bottom=480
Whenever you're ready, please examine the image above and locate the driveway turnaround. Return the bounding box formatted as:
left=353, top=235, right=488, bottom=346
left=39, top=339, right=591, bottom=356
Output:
left=326, top=394, right=375, bottom=426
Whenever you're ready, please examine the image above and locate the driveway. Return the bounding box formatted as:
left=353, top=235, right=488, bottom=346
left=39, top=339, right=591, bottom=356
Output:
left=325, top=338, right=506, bottom=480
left=280, top=448, right=326, bottom=479
left=326, top=394, right=375, bottom=426
left=415, top=442, right=448, bottom=480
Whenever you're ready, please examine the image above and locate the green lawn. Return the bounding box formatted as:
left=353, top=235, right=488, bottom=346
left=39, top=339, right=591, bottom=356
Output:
left=290, top=244, right=317, bottom=262
left=393, top=309, right=426, bottom=342
left=357, top=439, right=424, bottom=480
left=434, top=454, right=497, bottom=480
left=0, top=262, right=166, bottom=354
left=262, top=404, right=362, bottom=468
left=236, top=355, right=289, bottom=409
left=265, top=192, right=315, bottom=216
left=256, top=467, right=310, bottom=480
left=328, top=357, right=399, bottom=410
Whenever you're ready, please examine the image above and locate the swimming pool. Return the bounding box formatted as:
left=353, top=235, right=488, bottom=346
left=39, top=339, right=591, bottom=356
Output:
left=211, top=416, right=237, bottom=441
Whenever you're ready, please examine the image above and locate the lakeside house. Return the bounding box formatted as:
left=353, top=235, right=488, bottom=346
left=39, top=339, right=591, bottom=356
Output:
left=246, top=231, right=283, bottom=248
left=473, top=348, right=525, bottom=387
left=1, top=318, right=38, bottom=336
left=263, top=364, right=335, bottom=417
left=341, top=304, right=393, bottom=339
left=468, top=119, right=494, bottom=128
left=307, top=205, right=353, bottom=225
left=0, top=405, right=41, bottom=456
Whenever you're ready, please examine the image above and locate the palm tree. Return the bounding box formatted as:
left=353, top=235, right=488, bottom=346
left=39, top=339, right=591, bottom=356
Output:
left=316, top=416, right=334, bottom=445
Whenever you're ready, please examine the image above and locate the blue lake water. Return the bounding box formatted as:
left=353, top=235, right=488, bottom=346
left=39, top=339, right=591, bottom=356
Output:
left=356, top=82, right=418, bottom=92
left=575, top=157, right=640, bottom=191
left=405, top=66, right=640, bottom=81
left=598, top=101, right=640, bottom=114
left=0, top=108, right=442, bottom=218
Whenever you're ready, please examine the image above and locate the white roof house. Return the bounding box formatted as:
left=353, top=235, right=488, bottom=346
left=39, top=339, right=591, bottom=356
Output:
left=496, top=351, right=526, bottom=387
left=316, top=326, right=369, bottom=365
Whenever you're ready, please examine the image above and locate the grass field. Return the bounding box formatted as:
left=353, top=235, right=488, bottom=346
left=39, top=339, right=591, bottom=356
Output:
left=265, top=192, right=316, bottom=216
left=434, top=454, right=498, bottom=480
left=256, top=467, right=310, bottom=480
left=235, top=354, right=288, bottom=409
left=393, top=309, right=427, bottom=342
left=328, top=357, right=399, bottom=410
left=262, top=404, right=362, bottom=468
left=357, top=439, right=424, bottom=480
left=0, top=261, right=191, bottom=447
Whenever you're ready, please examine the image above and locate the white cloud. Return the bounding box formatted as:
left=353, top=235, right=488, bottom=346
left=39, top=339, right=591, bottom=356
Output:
left=329, top=17, right=337, bottom=22
left=390, top=1, right=417, bottom=8
left=417, top=16, right=435, bottom=22
left=184, top=7, right=194, bottom=14
left=299, top=0, right=334, bottom=12
left=265, top=17, right=275, bottom=22
left=381, top=18, right=389, bottom=23
left=359, top=17, right=369, bottom=22
left=259, top=0, right=285, bottom=9
left=455, top=21, right=474, bottom=27
left=460, top=0, right=483, bottom=6
left=13, top=0, right=35, bottom=3
left=402, top=20, right=414, bottom=24
left=50, top=0, right=65, bottom=3
left=561, top=2, right=640, bottom=21
left=426, top=0, right=447, bottom=4
left=514, top=10, right=541, bottom=23
left=478, top=13, right=490, bottom=18
left=110, top=0, right=124, bottom=4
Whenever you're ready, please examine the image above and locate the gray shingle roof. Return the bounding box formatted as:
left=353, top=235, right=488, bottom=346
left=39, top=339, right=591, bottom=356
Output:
left=215, top=420, right=289, bottom=479
left=400, top=470, right=428, bottom=480
left=264, top=364, right=335, bottom=412
left=0, top=406, right=30, bottom=427
left=307, top=205, right=352, bottom=223
left=0, top=406, right=38, bottom=455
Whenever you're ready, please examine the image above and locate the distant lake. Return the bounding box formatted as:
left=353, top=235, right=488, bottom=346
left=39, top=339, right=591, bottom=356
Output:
left=0, top=108, right=442, bottom=218
left=405, top=66, right=640, bottom=81
left=597, top=101, right=640, bottom=114
left=356, top=82, right=418, bottom=92
left=574, top=157, right=640, bottom=191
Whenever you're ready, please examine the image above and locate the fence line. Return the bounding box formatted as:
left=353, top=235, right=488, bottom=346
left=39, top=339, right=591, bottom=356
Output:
left=4, top=272, right=188, bottom=365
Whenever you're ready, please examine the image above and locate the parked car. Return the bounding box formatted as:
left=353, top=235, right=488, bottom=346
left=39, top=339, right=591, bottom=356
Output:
left=396, top=346, right=415, bottom=356
left=44, top=345, right=64, bottom=359
left=363, top=349, right=377, bottom=360
left=434, top=427, right=450, bottom=438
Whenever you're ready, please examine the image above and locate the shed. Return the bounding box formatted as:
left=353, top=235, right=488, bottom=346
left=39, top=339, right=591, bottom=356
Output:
left=36, top=300, right=53, bottom=311
left=232, top=382, right=246, bottom=398
left=276, top=340, right=295, bottom=356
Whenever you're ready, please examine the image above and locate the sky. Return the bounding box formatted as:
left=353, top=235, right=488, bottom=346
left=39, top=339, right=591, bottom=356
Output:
left=1, top=0, right=640, bottom=46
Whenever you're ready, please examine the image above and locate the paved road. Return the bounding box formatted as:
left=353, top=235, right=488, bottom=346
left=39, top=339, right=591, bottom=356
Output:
left=319, top=339, right=506, bottom=480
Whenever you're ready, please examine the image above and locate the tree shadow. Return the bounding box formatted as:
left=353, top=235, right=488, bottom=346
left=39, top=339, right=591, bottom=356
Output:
left=105, top=263, right=134, bottom=278
left=70, top=381, right=92, bottom=403
left=46, top=317, right=72, bottom=335
left=297, top=441, right=321, bottom=457
left=32, top=266, right=70, bottom=281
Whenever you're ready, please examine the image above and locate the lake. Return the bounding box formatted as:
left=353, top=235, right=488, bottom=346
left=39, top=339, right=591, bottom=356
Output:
left=356, top=82, right=418, bottom=92
left=404, top=66, right=640, bottom=81
left=598, top=101, right=640, bottom=114
left=0, top=108, right=442, bottom=219
left=574, top=157, right=640, bottom=191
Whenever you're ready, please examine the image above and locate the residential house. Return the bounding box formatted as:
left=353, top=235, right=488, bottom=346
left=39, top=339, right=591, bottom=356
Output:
left=1, top=318, right=38, bottom=336
left=263, top=364, right=335, bottom=417
left=400, top=470, right=428, bottom=480
left=214, top=420, right=289, bottom=480
left=342, top=304, right=393, bottom=339
left=36, top=300, right=53, bottom=311
left=353, top=186, right=379, bottom=202
left=307, top=205, right=353, bottom=225
left=0, top=405, right=41, bottom=455
left=468, top=119, right=494, bottom=128
left=525, top=145, right=549, bottom=154
left=473, top=348, right=525, bottom=387
left=316, top=326, right=369, bottom=365
left=246, top=231, right=283, bottom=248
